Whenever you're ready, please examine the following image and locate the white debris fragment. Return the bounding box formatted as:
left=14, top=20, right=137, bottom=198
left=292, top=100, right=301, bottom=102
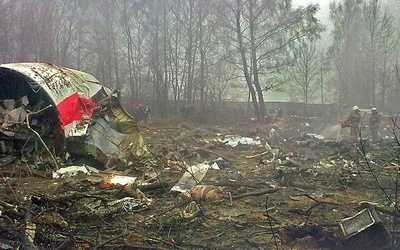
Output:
left=217, top=135, right=262, bottom=148
left=109, top=175, right=137, bottom=186
left=171, top=162, right=219, bottom=193
left=265, top=141, right=272, bottom=151
left=52, top=165, right=99, bottom=178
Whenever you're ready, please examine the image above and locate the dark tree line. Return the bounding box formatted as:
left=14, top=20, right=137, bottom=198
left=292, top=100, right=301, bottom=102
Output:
left=0, top=0, right=399, bottom=119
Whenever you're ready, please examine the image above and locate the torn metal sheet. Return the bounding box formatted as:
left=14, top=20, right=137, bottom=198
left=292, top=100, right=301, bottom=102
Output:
left=0, top=63, right=102, bottom=107
left=171, top=162, right=219, bottom=193
left=339, top=208, right=384, bottom=239
left=0, top=62, right=149, bottom=166
left=76, top=195, right=152, bottom=218
left=67, top=120, right=89, bottom=137
left=339, top=208, right=390, bottom=248
left=82, top=117, right=141, bottom=159
left=107, top=196, right=152, bottom=212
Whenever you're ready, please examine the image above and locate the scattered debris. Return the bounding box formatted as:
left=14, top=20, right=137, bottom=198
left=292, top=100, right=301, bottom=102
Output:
left=339, top=208, right=391, bottom=249
left=210, top=157, right=231, bottom=169
left=1, top=97, right=400, bottom=249
left=181, top=201, right=201, bottom=219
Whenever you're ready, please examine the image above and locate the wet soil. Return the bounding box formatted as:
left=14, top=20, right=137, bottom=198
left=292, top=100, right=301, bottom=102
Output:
left=0, top=116, right=399, bottom=249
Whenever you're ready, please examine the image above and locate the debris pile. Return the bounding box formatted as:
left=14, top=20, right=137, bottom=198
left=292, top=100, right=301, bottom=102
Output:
left=1, top=63, right=400, bottom=249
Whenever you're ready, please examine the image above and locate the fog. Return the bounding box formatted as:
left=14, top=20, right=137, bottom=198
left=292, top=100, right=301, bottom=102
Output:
left=0, top=0, right=399, bottom=120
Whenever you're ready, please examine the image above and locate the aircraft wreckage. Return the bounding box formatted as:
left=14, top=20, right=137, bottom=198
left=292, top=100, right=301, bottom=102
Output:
left=0, top=62, right=148, bottom=168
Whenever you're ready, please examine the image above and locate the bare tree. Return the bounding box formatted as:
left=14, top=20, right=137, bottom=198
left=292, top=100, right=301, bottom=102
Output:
left=318, top=48, right=330, bottom=105
left=289, top=40, right=320, bottom=117
left=168, top=0, right=221, bottom=112
left=148, top=0, right=169, bottom=114
left=0, top=0, right=15, bottom=62
left=2, top=0, right=325, bottom=121
left=362, top=0, right=399, bottom=108
left=117, top=0, right=149, bottom=106
left=12, top=0, right=38, bottom=62
left=89, top=0, right=122, bottom=92
left=329, top=0, right=399, bottom=110
left=208, top=61, right=237, bottom=103
left=329, top=0, right=363, bottom=106
left=169, top=1, right=185, bottom=108
left=181, top=0, right=198, bottom=105
left=223, top=0, right=321, bottom=120
left=33, top=0, right=58, bottom=62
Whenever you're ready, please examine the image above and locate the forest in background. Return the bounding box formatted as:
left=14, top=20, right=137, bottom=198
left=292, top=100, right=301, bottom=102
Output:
left=0, top=0, right=399, bottom=119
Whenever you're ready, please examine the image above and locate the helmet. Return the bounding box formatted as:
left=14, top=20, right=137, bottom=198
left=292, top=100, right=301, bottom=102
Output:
left=352, top=105, right=359, bottom=111
left=371, top=107, right=377, bottom=111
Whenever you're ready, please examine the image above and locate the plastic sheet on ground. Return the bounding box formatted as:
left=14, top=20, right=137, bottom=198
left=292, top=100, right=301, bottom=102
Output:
left=217, top=135, right=262, bottom=148
left=171, top=162, right=220, bottom=193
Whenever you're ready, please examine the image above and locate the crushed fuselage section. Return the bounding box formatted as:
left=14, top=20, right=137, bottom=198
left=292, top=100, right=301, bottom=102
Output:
left=0, top=63, right=148, bottom=168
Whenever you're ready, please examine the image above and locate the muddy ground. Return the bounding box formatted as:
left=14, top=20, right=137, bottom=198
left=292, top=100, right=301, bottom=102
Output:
left=1, top=114, right=400, bottom=249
